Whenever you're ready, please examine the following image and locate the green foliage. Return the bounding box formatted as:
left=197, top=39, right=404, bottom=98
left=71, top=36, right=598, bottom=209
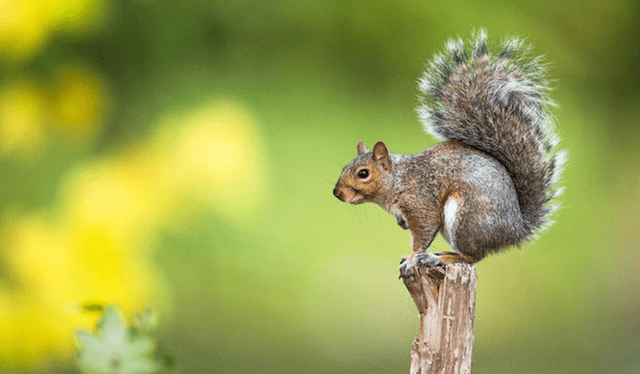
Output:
left=76, top=305, right=172, bottom=374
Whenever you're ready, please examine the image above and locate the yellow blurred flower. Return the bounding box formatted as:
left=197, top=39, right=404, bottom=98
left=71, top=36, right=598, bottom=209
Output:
left=0, top=153, right=168, bottom=366
left=0, top=214, right=77, bottom=366
left=50, top=65, right=109, bottom=142
left=0, top=0, right=49, bottom=61
left=0, top=78, right=47, bottom=155
left=59, top=157, right=166, bottom=239
left=0, top=0, right=108, bottom=62
left=0, top=290, right=61, bottom=370
left=152, top=100, right=268, bottom=222
left=0, top=96, right=268, bottom=367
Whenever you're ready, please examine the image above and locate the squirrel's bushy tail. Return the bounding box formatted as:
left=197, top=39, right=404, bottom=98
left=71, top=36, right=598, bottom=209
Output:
left=417, top=29, right=567, bottom=239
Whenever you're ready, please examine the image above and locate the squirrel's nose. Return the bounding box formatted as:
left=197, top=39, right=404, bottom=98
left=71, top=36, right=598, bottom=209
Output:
left=333, top=187, right=343, bottom=200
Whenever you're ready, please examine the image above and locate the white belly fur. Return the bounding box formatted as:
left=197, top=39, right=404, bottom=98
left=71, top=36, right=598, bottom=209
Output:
left=443, top=197, right=459, bottom=250
left=389, top=205, right=405, bottom=223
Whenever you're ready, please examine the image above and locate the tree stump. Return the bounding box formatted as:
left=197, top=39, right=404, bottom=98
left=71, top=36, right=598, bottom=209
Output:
left=401, top=262, right=477, bottom=374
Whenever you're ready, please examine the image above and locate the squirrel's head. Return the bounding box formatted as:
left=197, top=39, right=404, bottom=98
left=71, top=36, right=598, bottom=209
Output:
left=333, top=141, right=392, bottom=204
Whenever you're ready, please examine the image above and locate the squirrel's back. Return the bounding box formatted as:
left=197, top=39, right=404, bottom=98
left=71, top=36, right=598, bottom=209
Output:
left=417, top=30, right=566, bottom=239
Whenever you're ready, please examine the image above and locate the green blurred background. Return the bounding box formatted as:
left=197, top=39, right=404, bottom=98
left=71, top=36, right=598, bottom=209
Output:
left=1, top=0, right=638, bottom=373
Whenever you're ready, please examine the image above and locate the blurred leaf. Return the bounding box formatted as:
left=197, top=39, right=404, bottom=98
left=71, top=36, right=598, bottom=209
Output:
left=76, top=304, right=157, bottom=374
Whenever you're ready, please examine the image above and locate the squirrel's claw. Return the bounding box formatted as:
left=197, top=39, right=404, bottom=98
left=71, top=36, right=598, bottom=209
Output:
left=416, top=251, right=444, bottom=268
left=400, top=252, right=446, bottom=283
left=399, top=256, right=414, bottom=282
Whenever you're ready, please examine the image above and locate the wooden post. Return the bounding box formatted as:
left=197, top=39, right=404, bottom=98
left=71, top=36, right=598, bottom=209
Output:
left=401, top=262, right=477, bottom=374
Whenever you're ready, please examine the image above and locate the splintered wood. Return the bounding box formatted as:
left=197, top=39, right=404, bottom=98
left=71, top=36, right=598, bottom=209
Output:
left=401, top=262, right=477, bottom=374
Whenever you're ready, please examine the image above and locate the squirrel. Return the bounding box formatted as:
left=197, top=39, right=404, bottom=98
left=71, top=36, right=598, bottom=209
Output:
left=332, top=30, right=566, bottom=272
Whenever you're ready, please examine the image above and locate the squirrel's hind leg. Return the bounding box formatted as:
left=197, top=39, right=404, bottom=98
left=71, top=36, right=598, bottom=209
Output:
left=429, top=251, right=483, bottom=265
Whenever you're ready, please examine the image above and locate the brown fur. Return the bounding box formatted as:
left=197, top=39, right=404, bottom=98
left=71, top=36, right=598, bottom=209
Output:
left=334, top=140, right=528, bottom=264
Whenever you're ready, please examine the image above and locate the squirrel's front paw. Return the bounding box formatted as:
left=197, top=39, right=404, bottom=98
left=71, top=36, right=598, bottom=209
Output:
left=400, top=252, right=446, bottom=282
left=416, top=251, right=444, bottom=268
left=399, top=256, right=415, bottom=282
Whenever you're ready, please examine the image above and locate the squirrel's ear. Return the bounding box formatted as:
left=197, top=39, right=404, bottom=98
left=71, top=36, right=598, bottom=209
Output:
left=357, top=141, right=369, bottom=155
left=373, top=141, right=391, bottom=170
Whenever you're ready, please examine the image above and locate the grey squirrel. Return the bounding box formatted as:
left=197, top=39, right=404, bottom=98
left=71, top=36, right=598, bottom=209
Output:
left=333, top=30, right=566, bottom=270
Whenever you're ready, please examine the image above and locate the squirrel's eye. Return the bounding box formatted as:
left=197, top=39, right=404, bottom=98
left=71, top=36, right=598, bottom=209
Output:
left=357, top=169, right=370, bottom=179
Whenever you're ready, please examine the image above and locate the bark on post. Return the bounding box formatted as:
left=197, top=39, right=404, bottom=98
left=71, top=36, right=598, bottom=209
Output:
left=401, top=262, right=477, bottom=374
